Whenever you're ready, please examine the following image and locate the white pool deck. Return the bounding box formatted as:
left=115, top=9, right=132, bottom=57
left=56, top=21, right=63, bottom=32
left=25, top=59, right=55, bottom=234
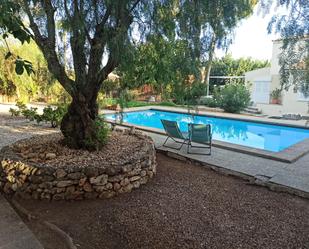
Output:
left=104, top=106, right=309, bottom=198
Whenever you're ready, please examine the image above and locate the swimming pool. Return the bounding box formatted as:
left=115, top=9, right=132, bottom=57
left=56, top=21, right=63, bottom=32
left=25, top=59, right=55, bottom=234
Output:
left=105, top=109, right=309, bottom=152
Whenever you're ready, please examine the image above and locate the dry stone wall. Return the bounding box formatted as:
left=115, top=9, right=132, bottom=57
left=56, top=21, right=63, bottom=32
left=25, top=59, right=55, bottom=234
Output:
left=0, top=132, right=156, bottom=200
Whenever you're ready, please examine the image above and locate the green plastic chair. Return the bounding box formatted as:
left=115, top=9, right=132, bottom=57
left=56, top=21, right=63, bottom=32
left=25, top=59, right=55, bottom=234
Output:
left=161, top=119, right=188, bottom=150
left=188, top=123, right=212, bottom=155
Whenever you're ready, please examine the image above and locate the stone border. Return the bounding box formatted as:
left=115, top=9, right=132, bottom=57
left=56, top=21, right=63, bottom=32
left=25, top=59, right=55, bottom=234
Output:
left=104, top=108, right=309, bottom=163
left=157, top=149, right=309, bottom=199
left=0, top=131, right=157, bottom=200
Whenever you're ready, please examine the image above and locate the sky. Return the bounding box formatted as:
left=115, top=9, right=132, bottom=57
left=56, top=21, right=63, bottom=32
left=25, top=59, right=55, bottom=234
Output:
left=216, top=5, right=281, bottom=61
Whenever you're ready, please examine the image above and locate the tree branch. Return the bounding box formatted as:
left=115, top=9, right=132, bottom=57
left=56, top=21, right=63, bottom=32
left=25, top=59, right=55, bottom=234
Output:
left=130, top=0, right=142, bottom=12
left=70, top=0, right=87, bottom=87
left=87, top=6, right=112, bottom=84
left=22, top=0, right=75, bottom=96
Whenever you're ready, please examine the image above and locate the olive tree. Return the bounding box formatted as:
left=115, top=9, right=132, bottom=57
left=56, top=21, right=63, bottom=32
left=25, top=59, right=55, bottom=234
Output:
left=0, top=0, right=257, bottom=150
left=6, top=0, right=171, bottom=150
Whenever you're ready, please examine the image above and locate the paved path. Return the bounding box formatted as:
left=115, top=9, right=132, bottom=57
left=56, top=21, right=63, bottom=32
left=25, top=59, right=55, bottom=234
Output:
left=0, top=115, right=50, bottom=249
left=0, top=195, right=43, bottom=249
left=147, top=132, right=309, bottom=198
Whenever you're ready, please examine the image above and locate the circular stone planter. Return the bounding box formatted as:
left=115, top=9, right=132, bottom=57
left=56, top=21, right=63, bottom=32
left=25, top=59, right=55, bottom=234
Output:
left=0, top=130, right=156, bottom=200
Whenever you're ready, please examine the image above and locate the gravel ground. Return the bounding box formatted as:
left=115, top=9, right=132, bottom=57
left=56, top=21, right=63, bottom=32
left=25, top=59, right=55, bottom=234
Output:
left=16, top=153, right=309, bottom=249
left=12, top=131, right=148, bottom=168
left=0, top=114, right=56, bottom=149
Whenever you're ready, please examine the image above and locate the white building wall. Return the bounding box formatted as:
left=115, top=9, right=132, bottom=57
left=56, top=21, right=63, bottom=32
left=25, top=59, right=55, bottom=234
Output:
left=270, top=41, right=281, bottom=75
left=281, top=87, right=309, bottom=115
left=245, top=39, right=309, bottom=116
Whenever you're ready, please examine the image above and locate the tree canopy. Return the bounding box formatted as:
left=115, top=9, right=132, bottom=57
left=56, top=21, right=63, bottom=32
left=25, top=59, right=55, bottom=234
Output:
left=0, top=0, right=257, bottom=149
left=264, top=0, right=309, bottom=97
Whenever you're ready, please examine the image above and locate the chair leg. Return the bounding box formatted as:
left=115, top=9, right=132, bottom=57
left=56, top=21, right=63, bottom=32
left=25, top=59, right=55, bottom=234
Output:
left=187, top=143, right=211, bottom=155
left=162, top=136, right=187, bottom=150
left=162, top=136, right=170, bottom=147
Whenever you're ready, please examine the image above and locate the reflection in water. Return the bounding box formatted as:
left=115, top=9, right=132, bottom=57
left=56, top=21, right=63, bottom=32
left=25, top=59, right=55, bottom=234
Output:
left=105, top=110, right=309, bottom=152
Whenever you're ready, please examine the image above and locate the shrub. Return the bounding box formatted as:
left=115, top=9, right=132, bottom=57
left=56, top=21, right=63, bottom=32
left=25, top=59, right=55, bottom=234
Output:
left=9, top=108, right=20, bottom=117
left=95, top=117, right=110, bottom=145
left=198, top=96, right=218, bottom=107
left=41, top=105, right=67, bottom=128
left=21, top=107, right=38, bottom=121
left=12, top=100, right=67, bottom=128
left=16, top=100, right=27, bottom=110
left=184, top=82, right=208, bottom=105
left=97, top=97, right=116, bottom=109
left=158, top=101, right=176, bottom=107
left=215, top=83, right=251, bottom=113
left=84, top=117, right=110, bottom=150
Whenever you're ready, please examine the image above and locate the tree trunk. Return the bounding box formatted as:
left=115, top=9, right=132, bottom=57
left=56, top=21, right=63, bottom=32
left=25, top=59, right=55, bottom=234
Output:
left=204, top=35, right=216, bottom=96
left=60, top=92, right=99, bottom=150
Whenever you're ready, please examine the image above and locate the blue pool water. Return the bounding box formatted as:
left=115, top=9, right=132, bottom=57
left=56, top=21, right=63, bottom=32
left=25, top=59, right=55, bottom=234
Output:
left=105, top=110, right=309, bottom=152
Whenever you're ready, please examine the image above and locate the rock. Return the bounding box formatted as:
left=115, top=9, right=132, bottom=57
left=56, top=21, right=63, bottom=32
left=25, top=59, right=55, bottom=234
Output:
left=127, top=168, right=141, bottom=177
left=79, top=177, right=87, bottom=186
left=29, top=183, right=38, bottom=191
left=19, top=174, right=27, bottom=182
left=85, top=192, right=98, bottom=199
left=56, top=187, right=66, bottom=193
left=56, top=180, right=74, bottom=188
left=99, top=191, right=116, bottom=199
left=40, top=192, right=51, bottom=200
left=53, top=193, right=65, bottom=201
left=129, top=176, right=141, bottom=182
left=29, top=175, right=43, bottom=184
left=83, top=182, right=93, bottom=192
left=140, top=170, right=147, bottom=177
left=23, top=152, right=36, bottom=159
left=42, top=175, right=55, bottom=182
left=105, top=166, right=121, bottom=176
left=90, top=174, right=108, bottom=186
left=68, top=172, right=83, bottom=180
left=132, top=181, right=140, bottom=189
left=39, top=182, right=53, bottom=189
left=71, top=191, right=84, bottom=200
left=113, top=182, right=121, bottom=191
left=46, top=153, right=56, bottom=160
left=122, top=183, right=133, bottom=193
left=83, top=167, right=98, bottom=177
left=6, top=175, right=16, bottom=183
left=66, top=186, right=75, bottom=195
left=3, top=182, right=12, bottom=193
left=93, top=186, right=107, bottom=193
left=147, top=171, right=154, bottom=178
left=108, top=174, right=124, bottom=183
left=120, top=178, right=130, bottom=187
left=122, top=164, right=134, bottom=173
left=55, top=169, right=67, bottom=178
left=140, top=176, right=148, bottom=185
left=105, top=182, right=113, bottom=190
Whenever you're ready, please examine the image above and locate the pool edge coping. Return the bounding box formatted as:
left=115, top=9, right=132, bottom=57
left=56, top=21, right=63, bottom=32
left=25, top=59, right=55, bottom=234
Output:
left=105, top=119, right=309, bottom=163
left=156, top=149, right=309, bottom=199
left=102, top=105, right=309, bottom=129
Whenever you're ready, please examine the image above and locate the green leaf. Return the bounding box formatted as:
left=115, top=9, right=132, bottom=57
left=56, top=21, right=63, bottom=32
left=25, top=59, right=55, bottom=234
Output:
left=5, top=52, right=12, bottom=59
left=15, top=60, right=24, bottom=75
